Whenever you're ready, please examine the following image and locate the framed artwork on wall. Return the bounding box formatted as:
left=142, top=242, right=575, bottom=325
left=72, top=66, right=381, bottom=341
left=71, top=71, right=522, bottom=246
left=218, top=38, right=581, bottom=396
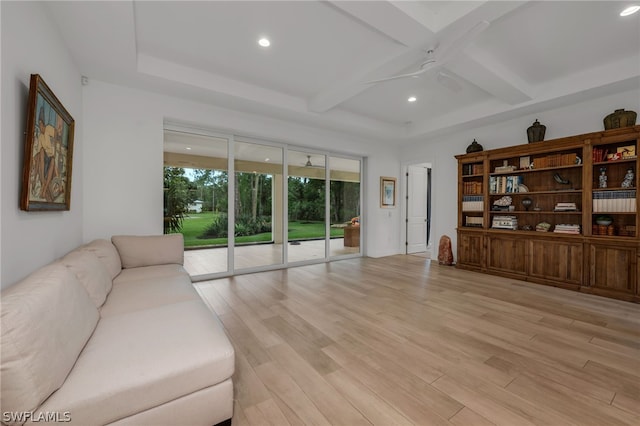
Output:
left=20, top=74, right=75, bottom=211
left=380, top=176, right=396, bottom=208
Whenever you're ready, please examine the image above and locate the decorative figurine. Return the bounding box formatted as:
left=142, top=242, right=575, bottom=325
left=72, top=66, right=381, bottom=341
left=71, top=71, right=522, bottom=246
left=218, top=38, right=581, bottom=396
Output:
left=621, top=168, right=635, bottom=188
left=598, top=167, right=608, bottom=188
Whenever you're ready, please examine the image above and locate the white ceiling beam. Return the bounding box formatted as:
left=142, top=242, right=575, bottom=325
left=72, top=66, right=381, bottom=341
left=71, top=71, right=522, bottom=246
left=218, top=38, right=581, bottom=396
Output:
left=137, top=54, right=307, bottom=112
left=389, top=0, right=486, bottom=33
left=307, top=1, right=436, bottom=113
left=326, top=1, right=433, bottom=48
left=407, top=55, right=640, bottom=141
left=447, top=52, right=533, bottom=105
left=309, top=1, right=531, bottom=114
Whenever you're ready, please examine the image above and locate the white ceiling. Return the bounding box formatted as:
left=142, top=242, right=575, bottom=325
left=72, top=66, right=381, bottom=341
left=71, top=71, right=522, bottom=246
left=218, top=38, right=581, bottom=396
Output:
left=46, top=1, right=640, bottom=144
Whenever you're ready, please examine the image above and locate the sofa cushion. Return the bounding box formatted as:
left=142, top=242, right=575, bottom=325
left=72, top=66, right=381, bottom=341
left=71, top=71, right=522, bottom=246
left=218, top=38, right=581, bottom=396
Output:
left=112, top=234, right=184, bottom=269
left=113, top=264, right=189, bottom=283
left=61, top=249, right=113, bottom=307
left=81, top=239, right=122, bottom=279
left=0, top=263, right=99, bottom=417
left=100, top=268, right=199, bottom=317
left=35, top=300, right=235, bottom=425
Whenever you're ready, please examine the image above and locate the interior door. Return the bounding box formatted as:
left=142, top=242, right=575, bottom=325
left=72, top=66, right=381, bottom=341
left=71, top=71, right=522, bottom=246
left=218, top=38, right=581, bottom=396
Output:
left=406, top=165, right=429, bottom=254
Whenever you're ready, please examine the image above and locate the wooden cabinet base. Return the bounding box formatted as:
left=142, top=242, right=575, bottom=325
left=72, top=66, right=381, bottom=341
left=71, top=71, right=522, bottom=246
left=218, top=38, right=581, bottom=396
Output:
left=457, top=229, right=639, bottom=303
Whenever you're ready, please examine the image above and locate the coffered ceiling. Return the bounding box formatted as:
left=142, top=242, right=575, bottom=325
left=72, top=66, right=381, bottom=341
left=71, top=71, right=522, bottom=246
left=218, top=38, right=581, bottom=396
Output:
left=45, top=1, right=640, bottom=144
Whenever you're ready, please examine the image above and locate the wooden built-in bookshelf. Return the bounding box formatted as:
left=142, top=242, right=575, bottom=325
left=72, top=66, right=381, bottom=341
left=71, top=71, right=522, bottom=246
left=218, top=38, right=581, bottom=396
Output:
left=456, top=125, right=639, bottom=302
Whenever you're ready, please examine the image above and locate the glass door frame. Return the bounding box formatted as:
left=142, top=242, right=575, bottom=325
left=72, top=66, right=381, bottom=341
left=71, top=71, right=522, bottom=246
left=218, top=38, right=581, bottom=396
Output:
left=328, top=154, right=364, bottom=261
left=164, top=123, right=363, bottom=281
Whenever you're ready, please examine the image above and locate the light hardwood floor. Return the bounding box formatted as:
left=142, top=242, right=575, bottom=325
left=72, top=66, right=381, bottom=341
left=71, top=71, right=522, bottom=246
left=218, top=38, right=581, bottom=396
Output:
left=194, top=255, right=640, bottom=426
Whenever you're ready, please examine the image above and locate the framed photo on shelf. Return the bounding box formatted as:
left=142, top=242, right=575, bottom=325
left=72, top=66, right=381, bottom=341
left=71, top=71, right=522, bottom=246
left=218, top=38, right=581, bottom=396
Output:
left=20, top=74, right=75, bottom=211
left=617, top=145, right=636, bottom=159
left=380, top=176, right=397, bottom=208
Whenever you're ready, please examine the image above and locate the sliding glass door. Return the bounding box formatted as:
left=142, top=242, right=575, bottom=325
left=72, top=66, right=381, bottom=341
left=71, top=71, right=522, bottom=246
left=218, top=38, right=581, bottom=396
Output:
left=163, top=129, right=230, bottom=277
left=164, top=128, right=362, bottom=279
left=330, top=156, right=361, bottom=257
left=233, top=141, right=284, bottom=271
left=287, top=151, right=326, bottom=263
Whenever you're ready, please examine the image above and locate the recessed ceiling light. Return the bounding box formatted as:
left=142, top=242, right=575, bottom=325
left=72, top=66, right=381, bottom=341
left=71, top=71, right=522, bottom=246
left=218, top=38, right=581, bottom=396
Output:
left=258, top=38, right=271, bottom=47
left=408, top=96, right=417, bottom=103
left=620, top=5, right=640, bottom=16
left=185, top=147, right=192, bottom=150
left=265, top=158, right=270, bottom=162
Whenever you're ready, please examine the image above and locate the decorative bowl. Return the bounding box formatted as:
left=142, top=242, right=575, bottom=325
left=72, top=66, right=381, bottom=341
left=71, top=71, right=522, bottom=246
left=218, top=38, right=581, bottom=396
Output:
left=595, top=216, right=613, bottom=226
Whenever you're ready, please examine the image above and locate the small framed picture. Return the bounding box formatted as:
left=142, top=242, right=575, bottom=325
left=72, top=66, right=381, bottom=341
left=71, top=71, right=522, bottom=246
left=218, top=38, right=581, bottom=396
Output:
left=380, top=176, right=396, bottom=208
left=519, top=156, right=531, bottom=169
left=617, top=145, right=636, bottom=159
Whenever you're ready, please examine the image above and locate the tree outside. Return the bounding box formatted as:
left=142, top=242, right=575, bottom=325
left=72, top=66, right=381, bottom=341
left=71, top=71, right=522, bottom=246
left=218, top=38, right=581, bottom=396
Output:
left=164, top=167, right=360, bottom=247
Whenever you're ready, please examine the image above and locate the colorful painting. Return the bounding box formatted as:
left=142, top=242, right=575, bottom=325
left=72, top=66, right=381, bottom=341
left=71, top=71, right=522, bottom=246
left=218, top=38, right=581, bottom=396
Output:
left=21, top=74, right=75, bottom=211
left=380, top=176, right=396, bottom=208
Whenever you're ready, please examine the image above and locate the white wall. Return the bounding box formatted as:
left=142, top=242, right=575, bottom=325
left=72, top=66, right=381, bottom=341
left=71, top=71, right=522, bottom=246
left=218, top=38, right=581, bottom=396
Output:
left=400, top=88, right=640, bottom=261
left=82, top=80, right=402, bottom=258
left=1, top=1, right=83, bottom=288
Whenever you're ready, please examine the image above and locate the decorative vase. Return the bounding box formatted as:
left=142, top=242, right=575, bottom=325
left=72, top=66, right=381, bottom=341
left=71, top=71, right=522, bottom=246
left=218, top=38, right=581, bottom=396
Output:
left=521, top=197, right=533, bottom=211
left=527, top=119, right=546, bottom=143
left=603, top=109, right=637, bottom=130
left=437, top=235, right=454, bottom=266
left=466, top=139, right=483, bottom=153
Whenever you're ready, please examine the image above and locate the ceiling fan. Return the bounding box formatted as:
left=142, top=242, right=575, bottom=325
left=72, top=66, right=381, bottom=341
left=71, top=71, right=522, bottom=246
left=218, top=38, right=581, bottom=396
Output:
left=304, top=155, right=324, bottom=168
left=365, top=21, right=490, bottom=85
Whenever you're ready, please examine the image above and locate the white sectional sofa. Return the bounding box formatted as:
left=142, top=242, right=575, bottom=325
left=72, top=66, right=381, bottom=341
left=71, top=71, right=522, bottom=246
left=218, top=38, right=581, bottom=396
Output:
left=1, top=235, right=234, bottom=426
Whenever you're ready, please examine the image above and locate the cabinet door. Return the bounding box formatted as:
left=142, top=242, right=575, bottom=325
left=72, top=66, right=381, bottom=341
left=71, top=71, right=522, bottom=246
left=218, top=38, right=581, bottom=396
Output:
left=589, top=244, right=637, bottom=294
left=529, top=240, right=583, bottom=284
left=458, top=233, right=484, bottom=268
left=487, top=236, right=527, bottom=275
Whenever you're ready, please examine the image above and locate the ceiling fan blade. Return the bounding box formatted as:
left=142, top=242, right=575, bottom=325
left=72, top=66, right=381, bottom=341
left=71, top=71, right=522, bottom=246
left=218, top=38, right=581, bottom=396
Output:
left=436, top=71, right=462, bottom=92
left=437, top=20, right=489, bottom=65
left=365, top=62, right=436, bottom=84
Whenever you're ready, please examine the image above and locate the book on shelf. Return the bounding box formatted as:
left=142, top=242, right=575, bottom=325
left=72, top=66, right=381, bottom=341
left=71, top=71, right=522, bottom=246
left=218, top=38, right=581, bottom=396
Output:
left=592, top=147, right=609, bottom=163
left=553, top=202, right=578, bottom=211
left=489, top=175, right=523, bottom=194
left=462, top=195, right=484, bottom=211
left=491, top=216, right=518, bottom=230
left=463, top=181, right=483, bottom=195
left=532, top=153, right=577, bottom=169
left=463, top=163, right=485, bottom=176
left=553, top=224, right=581, bottom=234
left=464, top=216, right=483, bottom=227
left=495, top=165, right=517, bottom=173
left=592, top=190, right=637, bottom=213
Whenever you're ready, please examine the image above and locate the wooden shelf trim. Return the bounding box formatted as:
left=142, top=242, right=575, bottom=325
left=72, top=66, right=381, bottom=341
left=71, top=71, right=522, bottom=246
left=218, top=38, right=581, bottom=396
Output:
left=490, top=164, right=582, bottom=176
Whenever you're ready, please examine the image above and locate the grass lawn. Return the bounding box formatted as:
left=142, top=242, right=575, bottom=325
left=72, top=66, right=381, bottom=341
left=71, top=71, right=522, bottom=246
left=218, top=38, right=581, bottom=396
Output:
left=175, top=212, right=345, bottom=247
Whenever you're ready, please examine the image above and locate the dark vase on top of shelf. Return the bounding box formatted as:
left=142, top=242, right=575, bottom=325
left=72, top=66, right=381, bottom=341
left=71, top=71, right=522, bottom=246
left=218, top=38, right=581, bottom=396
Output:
left=466, top=139, right=483, bottom=153
left=527, top=119, right=546, bottom=143
left=603, top=109, right=637, bottom=130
